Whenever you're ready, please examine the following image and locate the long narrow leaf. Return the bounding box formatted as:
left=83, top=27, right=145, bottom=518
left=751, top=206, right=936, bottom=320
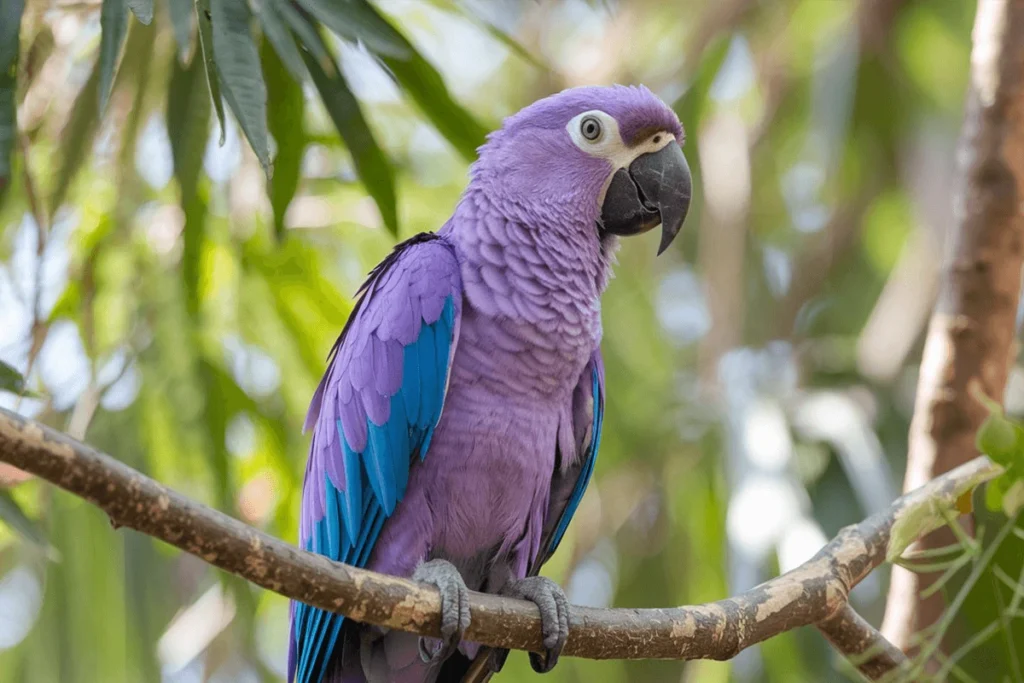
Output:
left=0, top=72, right=14, bottom=197
left=254, top=0, right=306, bottom=83
left=167, top=51, right=211, bottom=205
left=125, top=0, right=153, bottom=24
left=167, top=0, right=194, bottom=63
left=195, top=0, right=226, bottom=144
left=167, top=51, right=211, bottom=318
left=0, top=490, right=55, bottom=555
left=98, top=0, right=128, bottom=115
left=304, top=49, right=397, bottom=235
left=295, top=0, right=409, bottom=58
left=0, top=0, right=25, bottom=73
left=210, top=0, right=270, bottom=174
left=353, top=0, right=487, bottom=161
left=0, top=359, right=27, bottom=395
left=424, top=0, right=549, bottom=71
left=263, top=41, right=305, bottom=240
left=276, top=0, right=331, bottom=70
left=50, top=62, right=100, bottom=213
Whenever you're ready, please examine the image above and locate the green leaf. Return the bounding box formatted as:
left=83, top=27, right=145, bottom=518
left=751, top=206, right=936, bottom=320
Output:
left=254, top=0, right=307, bottom=83
left=0, top=359, right=27, bottom=395
left=0, top=0, right=25, bottom=74
left=941, top=495, right=1024, bottom=683
left=423, top=0, right=549, bottom=72
left=275, top=0, right=331, bottom=70
left=352, top=1, right=487, bottom=161
left=50, top=61, right=100, bottom=213
left=977, top=411, right=1020, bottom=466
left=167, top=52, right=211, bottom=318
left=0, top=71, right=14, bottom=197
left=0, top=490, right=55, bottom=556
left=98, top=0, right=129, bottom=115
left=304, top=49, right=397, bottom=235
left=167, top=49, right=211, bottom=206
left=383, top=53, right=487, bottom=161
left=295, top=0, right=410, bottom=58
left=167, top=0, right=194, bottom=63
left=125, top=0, right=152, bottom=24
left=195, top=0, right=226, bottom=145
left=210, top=0, right=271, bottom=174
left=887, top=463, right=998, bottom=561
left=263, top=40, right=305, bottom=240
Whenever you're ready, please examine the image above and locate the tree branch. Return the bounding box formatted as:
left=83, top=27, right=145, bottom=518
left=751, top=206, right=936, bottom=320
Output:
left=0, top=407, right=1000, bottom=670
left=882, top=0, right=1024, bottom=650
left=818, top=604, right=910, bottom=680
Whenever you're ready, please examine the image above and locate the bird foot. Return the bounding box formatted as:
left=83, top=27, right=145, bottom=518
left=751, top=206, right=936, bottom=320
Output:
left=502, top=576, right=570, bottom=673
left=412, top=559, right=471, bottom=665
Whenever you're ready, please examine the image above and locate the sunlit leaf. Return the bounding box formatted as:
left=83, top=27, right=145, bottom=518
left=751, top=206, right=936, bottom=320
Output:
left=254, top=0, right=306, bottom=83
left=424, top=0, right=549, bottom=71
left=350, top=1, right=487, bottom=160
left=98, top=0, right=128, bottom=115
left=125, top=0, right=152, bottom=24
left=295, top=0, right=410, bottom=58
left=195, top=0, right=226, bottom=145
left=0, top=490, right=56, bottom=556
left=50, top=62, right=100, bottom=213
left=167, top=0, right=194, bottom=63
left=264, top=41, right=305, bottom=240
left=976, top=410, right=1020, bottom=467
left=304, top=48, right=397, bottom=235
left=0, top=0, right=24, bottom=74
left=210, top=0, right=271, bottom=174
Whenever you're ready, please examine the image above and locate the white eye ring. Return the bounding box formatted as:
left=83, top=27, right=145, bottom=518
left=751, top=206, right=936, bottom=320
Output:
left=580, top=115, right=602, bottom=142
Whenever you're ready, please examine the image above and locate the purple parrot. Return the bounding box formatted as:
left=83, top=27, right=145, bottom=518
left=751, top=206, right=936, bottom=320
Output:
left=289, top=85, right=692, bottom=683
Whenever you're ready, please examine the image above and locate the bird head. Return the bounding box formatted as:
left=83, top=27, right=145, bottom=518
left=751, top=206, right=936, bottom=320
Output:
left=471, top=85, right=692, bottom=255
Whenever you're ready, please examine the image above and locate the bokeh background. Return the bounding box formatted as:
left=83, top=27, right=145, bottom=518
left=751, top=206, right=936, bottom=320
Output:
left=0, top=0, right=994, bottom=681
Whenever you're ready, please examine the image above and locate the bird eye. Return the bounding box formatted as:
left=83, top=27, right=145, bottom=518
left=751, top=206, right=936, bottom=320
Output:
left=580, top=116, right=602, bottom=141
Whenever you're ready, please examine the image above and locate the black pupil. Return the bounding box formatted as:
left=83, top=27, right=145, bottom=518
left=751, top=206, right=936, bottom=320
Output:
left=583, top=119, right=599, bottom=139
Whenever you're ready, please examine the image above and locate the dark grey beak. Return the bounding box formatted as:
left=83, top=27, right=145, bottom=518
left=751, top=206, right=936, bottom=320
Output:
left=599, top=142, right=692, bottom=255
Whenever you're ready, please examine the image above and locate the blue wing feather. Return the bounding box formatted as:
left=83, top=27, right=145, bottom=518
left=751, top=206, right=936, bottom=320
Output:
left=290, top=236, right=461, bottom=683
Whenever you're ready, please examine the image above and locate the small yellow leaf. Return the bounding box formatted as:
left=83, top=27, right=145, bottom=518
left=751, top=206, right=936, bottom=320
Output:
left=956, top=490, right=974, bottom=515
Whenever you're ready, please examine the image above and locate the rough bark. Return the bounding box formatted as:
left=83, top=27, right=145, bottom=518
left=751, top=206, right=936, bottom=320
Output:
left=882, top=0, right=1024, bottom=650
left=0, top=407, right=998, bottom=672
left=819, top=605, right=910, bottom=680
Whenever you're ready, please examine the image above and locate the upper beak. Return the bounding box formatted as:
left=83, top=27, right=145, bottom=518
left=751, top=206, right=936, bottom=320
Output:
left=599, top=142, right=692, bottom=255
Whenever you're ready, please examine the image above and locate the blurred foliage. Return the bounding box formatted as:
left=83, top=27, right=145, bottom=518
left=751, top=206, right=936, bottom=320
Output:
left=0, top=0, right=1019, bottom=682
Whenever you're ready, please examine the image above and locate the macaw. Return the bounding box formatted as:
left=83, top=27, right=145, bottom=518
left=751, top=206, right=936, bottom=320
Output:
left=289, top=85, right=692, bottom=683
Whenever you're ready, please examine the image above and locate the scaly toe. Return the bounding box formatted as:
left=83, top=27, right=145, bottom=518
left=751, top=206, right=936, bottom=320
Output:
left=412, top=559, right=471, bottom=664
left=504, top=576, right=570, bottom=674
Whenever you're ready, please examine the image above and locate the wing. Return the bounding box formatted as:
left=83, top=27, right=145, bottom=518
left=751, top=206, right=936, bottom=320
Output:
left=536, top=348, right=605, bottom=571
left=289, top=233, right=463, bottom=683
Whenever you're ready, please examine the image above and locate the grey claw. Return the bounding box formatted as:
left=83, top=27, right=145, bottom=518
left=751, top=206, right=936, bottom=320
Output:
left=504, top=576, right=570, bottom=674
left=412, top=559, right=471, bottom=664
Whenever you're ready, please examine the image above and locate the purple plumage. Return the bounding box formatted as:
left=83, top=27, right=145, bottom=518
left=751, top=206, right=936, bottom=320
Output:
left=290, top=85, right=691, bottom=683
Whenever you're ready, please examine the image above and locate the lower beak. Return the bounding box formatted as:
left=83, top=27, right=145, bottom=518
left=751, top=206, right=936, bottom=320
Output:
left=599, top=142, right=692, bottom=255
